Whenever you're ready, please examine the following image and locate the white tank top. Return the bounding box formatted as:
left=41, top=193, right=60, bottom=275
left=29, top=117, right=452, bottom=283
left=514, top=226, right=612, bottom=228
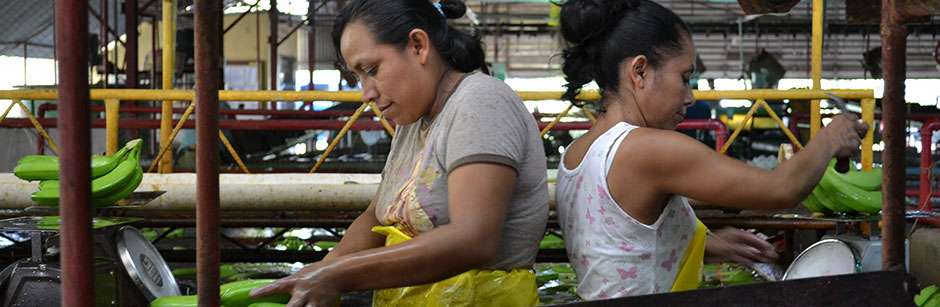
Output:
left=556, top=122, right=699, bottom=300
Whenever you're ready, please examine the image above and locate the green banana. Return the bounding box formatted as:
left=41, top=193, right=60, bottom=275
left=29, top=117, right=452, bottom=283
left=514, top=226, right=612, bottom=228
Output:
left=38, top=180, right=59, bottom=191
left=841, top=167, right=882, bottom=191
left=92, top=164, right=142, bottom=207
left=800, top=192, right=829, bottom=213
left=14, top=139, right=141, bottom=181
left=811, top=184, right=853, bottom=213
left=29, top=159, right=139, bottom=206
left=819, top=167, right=883, bottom=214
left=150, top=295, right=197, bottom=307
left=220, top=279, right=291, bottom=307
left=247, top=303, right=286, bottom=307
left=17, top=155, right=57, bottom=165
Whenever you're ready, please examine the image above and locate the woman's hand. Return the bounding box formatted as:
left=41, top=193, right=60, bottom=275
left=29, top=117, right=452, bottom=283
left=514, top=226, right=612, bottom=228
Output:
left=249, top=261, right=342, bottom=307
left=704, top=227, right=778, bottom=266
left=818, top=114, right=870, bottom=159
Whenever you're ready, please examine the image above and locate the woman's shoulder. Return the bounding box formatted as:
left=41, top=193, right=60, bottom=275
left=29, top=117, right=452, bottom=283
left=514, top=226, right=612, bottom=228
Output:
left=452, top=73, right=521, bottom=104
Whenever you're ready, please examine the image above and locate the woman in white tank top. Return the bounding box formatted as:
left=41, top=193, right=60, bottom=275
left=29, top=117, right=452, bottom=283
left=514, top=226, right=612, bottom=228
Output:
left=555, top=0, right=869, bottom=300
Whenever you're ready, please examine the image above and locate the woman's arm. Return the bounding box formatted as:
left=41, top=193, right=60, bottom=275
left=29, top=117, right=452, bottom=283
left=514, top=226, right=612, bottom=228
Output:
left=611, top=114, right=867, bottom=212
left=321, top=182, right=386, bottom=261
left=250, top=162, right=516, bottom=307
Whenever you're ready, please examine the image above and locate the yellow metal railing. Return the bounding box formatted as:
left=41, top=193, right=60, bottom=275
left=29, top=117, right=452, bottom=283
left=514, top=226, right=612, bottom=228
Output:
left=0, top=88, right=876, bottom=172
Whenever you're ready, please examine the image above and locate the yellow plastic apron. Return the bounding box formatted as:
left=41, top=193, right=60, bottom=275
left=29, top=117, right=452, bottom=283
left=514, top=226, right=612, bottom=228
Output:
left=370, top=226, right=540, bottom=307
left=669, top=219, right=708, bottom=292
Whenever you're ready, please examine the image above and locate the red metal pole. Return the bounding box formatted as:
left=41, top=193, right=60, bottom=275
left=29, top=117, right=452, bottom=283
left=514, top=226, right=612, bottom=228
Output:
left=102, top=0, right=108, bottom=88
left=56, top=0, right=93, bottom=305
left=920, top=119, right=940, bottom=211
left=194, top=0, right=222, bottom=305
left=881, top=0, right=907, bottom=272
left=126, top=0, right=140, bottom=140
left=308, top=0, right=315, bottom=91
left=269, top=0, right=278, bottom=94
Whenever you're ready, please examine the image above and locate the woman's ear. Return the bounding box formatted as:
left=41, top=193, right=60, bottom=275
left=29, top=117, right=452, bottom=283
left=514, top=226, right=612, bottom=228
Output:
left=408, top=29, right=432, bottom=65
left=622, top=55, right=649, bottom=89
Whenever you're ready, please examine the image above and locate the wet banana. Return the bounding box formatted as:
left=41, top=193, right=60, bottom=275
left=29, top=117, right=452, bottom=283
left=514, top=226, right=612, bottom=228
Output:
left=150, top=279, right=290, bottom=307
left=841, top=167, right=882, bottom=191
left=812, top=184, right=854, bottom=213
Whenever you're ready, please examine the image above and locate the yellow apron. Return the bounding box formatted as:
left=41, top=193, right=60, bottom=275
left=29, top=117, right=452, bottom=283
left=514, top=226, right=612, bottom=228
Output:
left=370, top=226, right=540, bottom=307
left=670, top=219, right=708, bottom=292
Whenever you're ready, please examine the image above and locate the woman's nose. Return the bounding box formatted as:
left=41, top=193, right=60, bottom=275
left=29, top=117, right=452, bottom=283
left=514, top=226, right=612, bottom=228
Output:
left=361, top=82, right=378, bottom=103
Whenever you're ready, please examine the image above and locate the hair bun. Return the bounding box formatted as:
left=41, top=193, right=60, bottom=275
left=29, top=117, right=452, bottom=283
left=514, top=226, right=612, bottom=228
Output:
left=439, top=0, right=467, bottom=19
left=559, top=0, right=633, bottom=45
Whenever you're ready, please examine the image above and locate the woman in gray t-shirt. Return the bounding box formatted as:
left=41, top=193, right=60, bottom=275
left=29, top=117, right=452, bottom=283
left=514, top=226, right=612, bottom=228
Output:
left=250, top=0, right=548, bottom=306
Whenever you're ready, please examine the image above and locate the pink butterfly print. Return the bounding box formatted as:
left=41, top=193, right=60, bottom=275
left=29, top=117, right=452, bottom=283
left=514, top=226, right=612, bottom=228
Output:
left=602, top=278, right=609, bottom=285
left=667, top=209, right=675, bottom=218
left=567, top=224, right=573, bottom=231
left=587, top=195, right=594, bottom=203
left=639, top=252, right=651, bottom=260
left=580, top=253, right=590, bottom=267
left=586, top=240, right=592, bottom=247
left=598, top=206, right=606, bottom=215
left=598, top=289, right=610, bottom=299
left=655, top=284, right=661, bottom=293
left=681, top=234, right=688, bottom=241
left=656, top=224, right=664, bottom=237
left=569, top=201, right=575, bottom=208
left=618, top=287, right=628, bottom=296
left=576, top=175, right=584, bottom=189
left=586, top=210, right=596, bottom=225
left=619, top=242, right=635, bottom=252
left=661, top=250, right=678, bottom=272
left=681, top=206, right=691, bottom=216
left=605, top=217, right=615, bottom=225
left=617, top=266, right=639, bottom=280
left=597, top=185, right=612, bottom=200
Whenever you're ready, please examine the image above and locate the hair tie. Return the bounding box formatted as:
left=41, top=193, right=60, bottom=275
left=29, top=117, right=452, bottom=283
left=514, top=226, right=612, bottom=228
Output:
left=433, top=2, right=445, bottom=17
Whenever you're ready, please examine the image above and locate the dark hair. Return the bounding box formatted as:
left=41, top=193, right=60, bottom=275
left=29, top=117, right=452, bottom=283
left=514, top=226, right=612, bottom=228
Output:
left=332, top=0, right=488, bottom=74
left=559, top=0, right=690, bottom=104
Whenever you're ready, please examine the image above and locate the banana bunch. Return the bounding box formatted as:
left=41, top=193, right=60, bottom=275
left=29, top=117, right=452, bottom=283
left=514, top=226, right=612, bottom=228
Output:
left=14, top=139, right=144, bottom=207
left=801, top=160, right=883, bottom=214
left=150, top=279, right=290, bottom=307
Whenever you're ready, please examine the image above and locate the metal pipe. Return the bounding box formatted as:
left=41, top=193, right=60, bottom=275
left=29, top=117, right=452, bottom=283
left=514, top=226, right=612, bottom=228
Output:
left=307, top=0, right=315, bottom=91
left=676, top=119, right=728, bottom=152
left=881, top=0, right=907, bottom=272
left=56, top=0, right=93, bottom=304
left=861, top=98, right=876, bottom=170
left=223, top=0, right=262, bottom=35
left=126, top=0, right=140, bottom=140
left=0, top=89, right=876, bottom=102
left=102, top=0, right=109, bottom=88
left=194, top=0, right=221, bottom=304
left=268, top=0, right=278, bottom=94
left=810, top=0, right=823, bottom=138
left=105, top=98, right=119, bottom=155
left=140, top=0, right=157, bottom=14
left=920, top=119, right=939, bottom=210
left=161, top=0, right=176, bottom=173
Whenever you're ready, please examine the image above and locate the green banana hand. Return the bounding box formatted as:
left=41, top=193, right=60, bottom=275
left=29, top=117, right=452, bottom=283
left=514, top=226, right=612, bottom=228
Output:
left=29, top=159, right=139, bottom=206
left=92, top=164, right=142, bottom=207
left=819, top=167, right=883, bottom=214
left=14, top=139, right=141, bottom=181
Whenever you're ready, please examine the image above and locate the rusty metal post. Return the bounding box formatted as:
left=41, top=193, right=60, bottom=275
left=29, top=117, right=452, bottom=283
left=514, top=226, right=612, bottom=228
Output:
left=269, top=0, right=278, bottom=94
left=126, top=0, right=140, bottom=140
left=880, top=0, right=907, bottom=272
left=194, top=0, right=222, bottom=305
left=56, top=0, right=93, bottom=305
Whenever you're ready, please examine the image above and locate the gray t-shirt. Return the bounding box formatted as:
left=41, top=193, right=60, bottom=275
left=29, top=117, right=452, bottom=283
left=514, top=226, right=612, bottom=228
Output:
left=374, top=73, right=549, bottom=270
